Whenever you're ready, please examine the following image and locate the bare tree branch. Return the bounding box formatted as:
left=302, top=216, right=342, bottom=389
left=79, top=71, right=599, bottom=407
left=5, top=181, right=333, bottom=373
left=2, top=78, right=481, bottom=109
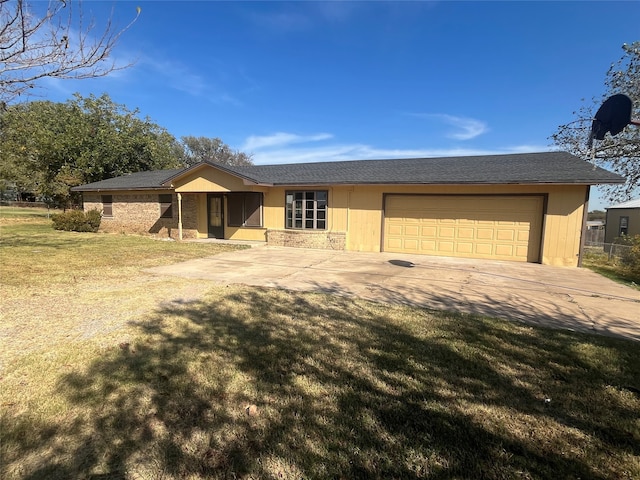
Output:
left=552, top=42, right=640, bottom=202
left=0, top=0, right=139, bottom=104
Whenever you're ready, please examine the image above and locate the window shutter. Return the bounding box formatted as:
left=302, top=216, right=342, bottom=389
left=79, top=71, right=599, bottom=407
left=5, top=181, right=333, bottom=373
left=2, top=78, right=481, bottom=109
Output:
left=244, top=193, right=262, bottom=227
left=227, top=194, right=244, bottom=227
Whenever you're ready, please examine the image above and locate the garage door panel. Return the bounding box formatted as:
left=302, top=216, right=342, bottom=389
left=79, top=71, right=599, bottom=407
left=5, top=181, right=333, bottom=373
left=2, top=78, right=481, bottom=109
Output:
left=387, top=238, right=402, bottom=249
left=405, top=225, right=419, bottom=236
left=438, top=241, right=454, bottom=252
left=421, top=226, right=437, bottom=236
left=457, top=242, right=473, bottom=253
left=387, top=224, right=403, bottom=235
left=475, top=243, right=492, bottom=255
left=439, top=226, right=455, bottom=237
left=496, top=229, right=515, bottom=241
left=458, top=227, right=474, bottom=239
left=477, top=228, right=494, bottom=240
left=384, top=195, right=543, bottom=262
left=421, top=240, right=436, bottom=250
left=495, top=244, right=514, bottom=256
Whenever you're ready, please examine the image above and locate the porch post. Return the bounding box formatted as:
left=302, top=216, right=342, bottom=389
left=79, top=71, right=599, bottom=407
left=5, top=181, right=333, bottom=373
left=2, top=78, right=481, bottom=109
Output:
left=177, top=192, right=183, bottom=241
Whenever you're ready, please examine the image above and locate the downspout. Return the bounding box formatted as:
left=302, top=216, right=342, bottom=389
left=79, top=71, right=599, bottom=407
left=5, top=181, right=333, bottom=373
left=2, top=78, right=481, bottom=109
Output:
left=177, top=192, right=183, bottom=241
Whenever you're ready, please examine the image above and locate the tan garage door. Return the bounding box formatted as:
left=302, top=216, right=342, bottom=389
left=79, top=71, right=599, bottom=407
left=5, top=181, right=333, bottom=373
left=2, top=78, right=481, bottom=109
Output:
left=384, top=195, right=544, bottom=262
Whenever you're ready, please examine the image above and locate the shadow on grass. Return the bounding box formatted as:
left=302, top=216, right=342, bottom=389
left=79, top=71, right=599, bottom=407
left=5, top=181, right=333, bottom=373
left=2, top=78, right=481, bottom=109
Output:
left=3, top=287, right=639, bottom=479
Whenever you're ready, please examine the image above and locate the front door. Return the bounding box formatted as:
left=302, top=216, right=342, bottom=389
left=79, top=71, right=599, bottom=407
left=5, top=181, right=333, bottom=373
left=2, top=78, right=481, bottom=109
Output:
left=208, top=194, right=224, bottom=238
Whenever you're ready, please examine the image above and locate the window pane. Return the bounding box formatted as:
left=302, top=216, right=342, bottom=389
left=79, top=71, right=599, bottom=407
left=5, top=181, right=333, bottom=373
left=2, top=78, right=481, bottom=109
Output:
left=102, top=195, right=113, bottom=217
left=285, top=190, right=328, bottom=230
left=286, top=205, right=293, bottom=228
left=295, top=200, right=303, bottom=220
left=159, top=194, right=173, bottom=219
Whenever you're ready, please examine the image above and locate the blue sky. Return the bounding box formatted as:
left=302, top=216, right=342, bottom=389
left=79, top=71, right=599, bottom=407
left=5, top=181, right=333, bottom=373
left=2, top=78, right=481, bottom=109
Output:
left=34, top=1, right=640, bottom=209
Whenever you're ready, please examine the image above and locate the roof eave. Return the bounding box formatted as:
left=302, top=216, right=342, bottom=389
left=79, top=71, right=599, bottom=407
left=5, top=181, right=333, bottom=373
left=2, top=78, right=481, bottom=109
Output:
left=267, top=180, right=625, bottom=187
left=71, top=186, right=173, bottom=192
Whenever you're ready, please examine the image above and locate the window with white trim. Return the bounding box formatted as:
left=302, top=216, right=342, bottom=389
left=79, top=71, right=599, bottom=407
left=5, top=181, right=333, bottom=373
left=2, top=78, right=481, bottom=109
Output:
left=619, top=216, right=629, bottom=236
left=285, top=191, right=327, bottom=229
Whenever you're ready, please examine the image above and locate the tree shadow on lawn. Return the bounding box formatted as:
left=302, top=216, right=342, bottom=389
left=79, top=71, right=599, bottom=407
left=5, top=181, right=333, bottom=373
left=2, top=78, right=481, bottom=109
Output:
left=4, top=286, right=639, bottom=479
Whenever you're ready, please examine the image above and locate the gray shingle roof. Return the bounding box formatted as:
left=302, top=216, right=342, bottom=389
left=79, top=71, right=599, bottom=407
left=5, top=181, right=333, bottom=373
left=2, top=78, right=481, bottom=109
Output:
left=73, top=152, right=624, bottom=191
left=223, top=152, right=624, bottom=185
left=607, top=198, right=640, bottom=209
left=71, top=169, right=183, bottom=191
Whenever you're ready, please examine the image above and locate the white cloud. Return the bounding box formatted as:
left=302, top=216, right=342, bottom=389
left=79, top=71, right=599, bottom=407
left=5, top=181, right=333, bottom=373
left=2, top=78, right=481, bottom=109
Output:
left=242, top=131, right=548, bottom=165
left=243, top=132, right=333, bottom=151
left=409, top=113, right=489, bottom=140
left=140, top=56, right=207, bottom=96
left=247, top=10, right=311, bottom=32
left=245, top=2, right=357, bottom=33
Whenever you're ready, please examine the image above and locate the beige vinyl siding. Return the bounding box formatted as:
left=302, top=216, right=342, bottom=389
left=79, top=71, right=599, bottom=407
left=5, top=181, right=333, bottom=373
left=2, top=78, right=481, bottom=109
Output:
left=173, top=166, right=249, bottom=193
left=340, top=184, right=588, bottom=267
left=541, top=187, right=586, bottom=266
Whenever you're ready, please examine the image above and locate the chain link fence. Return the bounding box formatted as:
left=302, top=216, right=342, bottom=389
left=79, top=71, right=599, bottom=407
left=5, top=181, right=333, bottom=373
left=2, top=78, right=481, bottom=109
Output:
left=583, top=243, right=632, bottom=262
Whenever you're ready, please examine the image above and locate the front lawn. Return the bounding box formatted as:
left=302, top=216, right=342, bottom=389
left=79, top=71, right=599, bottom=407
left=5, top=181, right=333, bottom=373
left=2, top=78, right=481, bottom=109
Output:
left=1, top=209, right=639, bottom=479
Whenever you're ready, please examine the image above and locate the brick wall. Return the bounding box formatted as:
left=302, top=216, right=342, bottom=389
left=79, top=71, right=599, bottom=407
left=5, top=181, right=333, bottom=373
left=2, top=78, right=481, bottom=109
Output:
left=266, top=229, right=346, bottom=250
left=83, top=192, right=199, bottom=239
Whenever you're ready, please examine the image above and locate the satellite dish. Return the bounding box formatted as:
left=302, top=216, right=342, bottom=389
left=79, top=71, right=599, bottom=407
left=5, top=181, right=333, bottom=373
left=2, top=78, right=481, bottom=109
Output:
left=589, top=93, right=640, bottom=147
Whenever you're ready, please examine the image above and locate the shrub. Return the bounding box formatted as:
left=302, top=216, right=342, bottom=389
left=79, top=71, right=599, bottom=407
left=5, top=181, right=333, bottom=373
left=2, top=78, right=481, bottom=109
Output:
left=51, top=209, right=102, bottom=233
left=85, top=209, right=102, bottom=231
left=617, top=234, right=640, bottom=280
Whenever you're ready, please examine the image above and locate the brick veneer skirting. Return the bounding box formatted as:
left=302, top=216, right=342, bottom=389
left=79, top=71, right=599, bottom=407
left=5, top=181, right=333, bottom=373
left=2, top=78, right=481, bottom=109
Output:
left=266, top=229, right=346, bottom=250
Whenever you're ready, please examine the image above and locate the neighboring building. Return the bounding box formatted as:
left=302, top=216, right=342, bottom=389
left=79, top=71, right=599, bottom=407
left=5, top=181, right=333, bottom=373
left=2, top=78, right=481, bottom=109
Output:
left=72, top=151, right=624, bottom=267
left=584, top=220, right=606, bottom=245
left=605, top=198, right=640, bottom=243
left=586, top=220, right=605, bottom=230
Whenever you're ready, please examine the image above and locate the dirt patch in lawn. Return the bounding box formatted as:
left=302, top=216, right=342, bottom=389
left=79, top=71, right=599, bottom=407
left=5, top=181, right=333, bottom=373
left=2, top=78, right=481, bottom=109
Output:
left=0, top=214, right=244, bottom=372
left=0, top=274, right=219, bottom=371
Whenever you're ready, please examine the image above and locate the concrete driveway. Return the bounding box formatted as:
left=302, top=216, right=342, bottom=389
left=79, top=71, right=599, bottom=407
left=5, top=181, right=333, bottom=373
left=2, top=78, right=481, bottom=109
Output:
left=146, top=246, right=640, bottom=342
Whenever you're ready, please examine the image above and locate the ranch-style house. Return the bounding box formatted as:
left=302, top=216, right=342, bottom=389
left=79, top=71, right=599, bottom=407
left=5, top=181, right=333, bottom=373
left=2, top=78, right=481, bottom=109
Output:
left=72, top=151, right=624, bottom=267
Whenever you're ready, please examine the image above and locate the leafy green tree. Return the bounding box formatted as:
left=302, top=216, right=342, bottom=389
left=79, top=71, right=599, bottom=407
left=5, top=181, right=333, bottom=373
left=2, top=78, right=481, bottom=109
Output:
left=0, top=93, right=184, bottom=208
left=181, top=136, right=253, bottom=167
left=552, top=42, right=639, bottom=202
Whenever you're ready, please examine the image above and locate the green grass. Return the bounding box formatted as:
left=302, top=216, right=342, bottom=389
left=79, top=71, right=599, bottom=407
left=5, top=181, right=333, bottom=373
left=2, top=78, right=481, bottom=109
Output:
left=0, top=206, right=246, bottom=288
left=1, top=208, right=639, bottom=479
left=0, top=205, right=52, bottom=219
left=582, top=249, right=640, bottom=289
